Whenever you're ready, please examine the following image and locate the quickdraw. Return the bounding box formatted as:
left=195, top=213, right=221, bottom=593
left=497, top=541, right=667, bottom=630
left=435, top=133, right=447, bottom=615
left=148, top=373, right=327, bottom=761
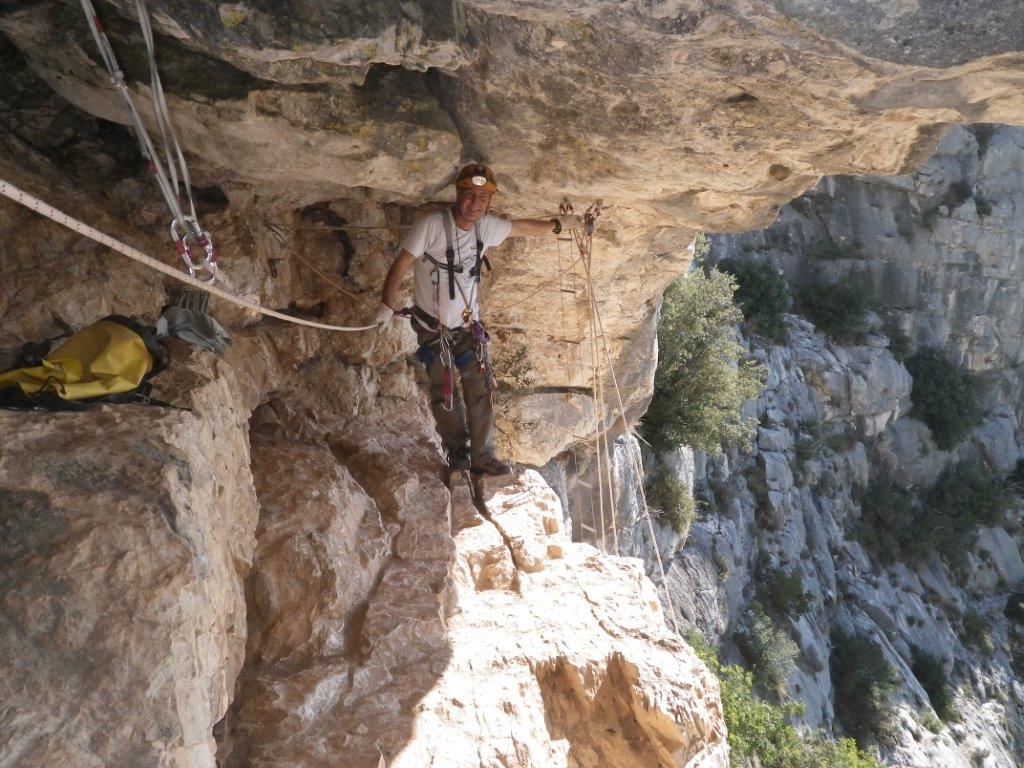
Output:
left=171, top=217, right=217, bottom=283
left=80, top=0, right=220, bottom=284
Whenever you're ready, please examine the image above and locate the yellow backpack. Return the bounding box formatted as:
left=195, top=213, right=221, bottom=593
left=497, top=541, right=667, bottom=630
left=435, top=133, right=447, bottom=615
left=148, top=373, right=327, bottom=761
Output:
left=0, top=315, right=166, bottom=409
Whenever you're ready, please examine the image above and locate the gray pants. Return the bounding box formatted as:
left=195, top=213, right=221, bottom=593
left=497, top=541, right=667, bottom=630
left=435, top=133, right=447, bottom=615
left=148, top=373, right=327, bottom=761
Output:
left=414, top=321, right=495, bottom=462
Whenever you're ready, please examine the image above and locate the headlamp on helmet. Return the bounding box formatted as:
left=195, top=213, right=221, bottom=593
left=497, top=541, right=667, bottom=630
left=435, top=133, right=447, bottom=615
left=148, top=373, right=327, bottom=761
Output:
left=456, top=163, right=498, bottom=192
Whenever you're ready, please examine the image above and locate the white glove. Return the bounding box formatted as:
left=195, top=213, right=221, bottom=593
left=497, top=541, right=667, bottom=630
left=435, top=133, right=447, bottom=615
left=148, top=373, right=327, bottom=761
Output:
left=373, top=303, right=395, bottom=326
left=552, top=214, right=583, bottom=234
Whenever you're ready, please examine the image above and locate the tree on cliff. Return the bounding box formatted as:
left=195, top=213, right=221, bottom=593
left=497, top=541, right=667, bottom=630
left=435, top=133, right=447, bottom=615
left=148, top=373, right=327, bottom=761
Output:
left=641, top=266, right=764, bottom=454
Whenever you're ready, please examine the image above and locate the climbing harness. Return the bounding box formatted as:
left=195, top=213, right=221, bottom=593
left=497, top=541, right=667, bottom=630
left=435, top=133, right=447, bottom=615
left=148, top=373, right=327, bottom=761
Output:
left=0, top=179, right=379, bottom=333
left=410, top=307, right=481, bottom=413
left=413, top=208, right=496, bottom=410
left=423, top=207, right=488, bottom=303
left=79, top=0, right=219, bottom=283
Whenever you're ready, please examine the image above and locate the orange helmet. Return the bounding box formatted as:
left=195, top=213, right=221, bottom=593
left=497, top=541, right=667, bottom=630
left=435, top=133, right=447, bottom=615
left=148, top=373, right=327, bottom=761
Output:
left=455, top=163, right=497, bottom=193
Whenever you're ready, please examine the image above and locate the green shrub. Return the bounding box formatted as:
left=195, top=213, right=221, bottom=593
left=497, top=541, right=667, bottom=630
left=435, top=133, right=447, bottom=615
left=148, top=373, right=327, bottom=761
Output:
left=646, top=466, right=696, bottom=535
left=1005, top=458, right=1024, bottom=494
left=1005, top=592, right=1024, bottom=625
left=718, top=258, right=791, bottom=343
left=858, top=480, right=919, bottom=565
left=921, top=460, right=1010, bottom=566
left=736, top=605, right=799, bottom=693
left=795, top=425, right=827, bottom=464
left=757, top=567, right=814, bottom=617
left=830, top=630, right=898, bottom=747
left=797, top=279, right=872, bottom=344
left=640, top=269, right=765, bottom=453
left=687, top=633, right=883, bottom=768
left=905, top=348, right=981, bottom=449
left=810, top=240, right=858, bottom=261
left=910, top=646, right=954, bottom=721
left=882, top=319, right=912, bottom=360
left=859, top=462, right=1008, bottom=567
left=961, top=610, right=993, bottom=654
left=920, top=711, right=943, bottom=734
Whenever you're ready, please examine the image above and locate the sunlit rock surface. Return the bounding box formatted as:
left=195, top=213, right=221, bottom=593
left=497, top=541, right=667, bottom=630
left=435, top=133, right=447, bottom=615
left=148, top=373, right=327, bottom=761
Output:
left=1, top=2, right=1023, bottom=767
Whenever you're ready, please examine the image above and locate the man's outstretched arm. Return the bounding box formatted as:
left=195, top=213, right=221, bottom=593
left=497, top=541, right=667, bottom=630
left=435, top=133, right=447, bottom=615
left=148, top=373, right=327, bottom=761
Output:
left=508, top=214, right=582, bottom=238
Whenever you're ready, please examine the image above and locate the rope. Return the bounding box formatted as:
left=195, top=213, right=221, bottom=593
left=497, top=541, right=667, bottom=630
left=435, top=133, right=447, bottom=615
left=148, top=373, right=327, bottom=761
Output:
left=79, top=0, right=184, bottom=223
left=134, top=0, right=197, bottom=226
left=585, top=253, right=609, bottom=549
left=0, top=179, right=379, bottom=333
left=80, top=0, right=220, bottom=283
left=575, top=231, right=681, bottom=635
left=268, top=222, right=412, bottom=232
left=553, top=200, right=679, bottom=634
left=554, top=234, right=589, bottom=542
left=577, top=223, right=619, bottom=553
left=489, top=251, right=584, bottom=315
left=287, top=250, right=374, bottom=308
left=569, top=234, right=600, bottom=545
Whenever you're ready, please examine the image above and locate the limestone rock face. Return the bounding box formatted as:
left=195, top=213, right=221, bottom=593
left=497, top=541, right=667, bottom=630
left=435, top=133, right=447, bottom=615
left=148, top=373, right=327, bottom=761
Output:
left=4, top=0, right=1024, bottom=231
left=0, top=347, right=258, bottom=768
left=379, top=470, right=729, bottom=768
left=1, top=2, right=1023, bottom=767
left=218, top=459, right=728, bottom=767
left=650, top=125, right=1024, bottom=768
left=2, top=0, right=1024, bottom=464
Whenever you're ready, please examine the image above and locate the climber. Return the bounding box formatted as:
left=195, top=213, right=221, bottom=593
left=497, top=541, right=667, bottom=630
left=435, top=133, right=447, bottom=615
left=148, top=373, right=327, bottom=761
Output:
left=375, top=163, right=581, bottom=475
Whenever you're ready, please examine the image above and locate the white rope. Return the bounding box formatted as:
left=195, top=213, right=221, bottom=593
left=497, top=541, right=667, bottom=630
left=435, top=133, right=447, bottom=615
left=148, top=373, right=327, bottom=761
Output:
left=565, top=207, right=682, bottom=635
left=0, top=179, right=379, bottom=333
left=134, top=0, right=197, bottom=224
left=79, top=0, right=186, bottom=226
left=79, top=0, right=222, bottom=283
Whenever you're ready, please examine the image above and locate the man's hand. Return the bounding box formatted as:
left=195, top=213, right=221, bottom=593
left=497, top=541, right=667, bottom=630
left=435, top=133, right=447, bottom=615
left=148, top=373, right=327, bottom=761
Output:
left=552, top=214, right=583, bottom=234
left=373, top=303, right=395, bottom=326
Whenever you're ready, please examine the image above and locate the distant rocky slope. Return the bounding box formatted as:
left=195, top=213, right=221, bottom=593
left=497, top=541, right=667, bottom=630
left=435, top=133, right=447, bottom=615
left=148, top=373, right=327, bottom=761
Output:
left=636, top=125, right=1024, bottom=768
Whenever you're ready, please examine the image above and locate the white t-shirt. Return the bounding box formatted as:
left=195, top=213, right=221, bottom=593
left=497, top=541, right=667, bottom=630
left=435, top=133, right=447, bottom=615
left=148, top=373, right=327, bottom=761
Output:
left=401, top=209, right=512, bottom=328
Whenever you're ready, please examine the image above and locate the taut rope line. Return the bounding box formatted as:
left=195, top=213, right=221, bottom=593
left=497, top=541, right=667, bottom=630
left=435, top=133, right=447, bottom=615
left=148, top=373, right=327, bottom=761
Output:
left=562, top=200, right=681, bottom=634
left=0, top=179, right=378, bottom=333
left=578, top=248, right=681, bottom=635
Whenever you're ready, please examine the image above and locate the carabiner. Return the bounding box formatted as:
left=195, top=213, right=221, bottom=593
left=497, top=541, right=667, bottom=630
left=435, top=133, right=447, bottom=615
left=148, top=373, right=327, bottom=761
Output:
left=171, top=218, right=218, bottom=284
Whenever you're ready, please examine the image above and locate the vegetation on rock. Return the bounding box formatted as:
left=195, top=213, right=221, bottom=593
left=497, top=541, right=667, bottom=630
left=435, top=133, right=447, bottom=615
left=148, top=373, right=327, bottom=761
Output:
left=905, top=347, right=982, bottom=449
left=645, top=465, right=696, bottom=535
left=882, top=318, right=912, bottom=360
left=717, top=258, right=792, bottom=343
left=830, top=630, right=898, bottom=747
left=910, top=645, right=954, bottom=721
left=960, top=610, right=994, bottom=655
left=796, top=279, right=872, bottom=344
left=757, top=566, right=814, bottom=617
left=858, top=461, right=1009, bottom=567
left=641, top=267, right=764, bottom=453
left=688, top=633, right=883, bottom=768
left=858, top=479, right=918, bottom=565
left=735, top=604, right=799, bottom=693
left=1004, top=592, right=1024, bottom=625
left=921, top=460, right=1010, bottom=566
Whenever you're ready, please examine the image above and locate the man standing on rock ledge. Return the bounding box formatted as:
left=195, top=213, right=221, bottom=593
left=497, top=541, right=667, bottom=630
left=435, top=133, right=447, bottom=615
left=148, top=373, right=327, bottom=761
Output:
left=375, top=163, right=581, bottom=476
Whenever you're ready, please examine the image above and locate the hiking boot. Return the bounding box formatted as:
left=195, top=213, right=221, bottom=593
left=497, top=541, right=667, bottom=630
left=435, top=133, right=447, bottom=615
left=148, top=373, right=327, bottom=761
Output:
left=470, top=454, right=512, bottom=476
left=447, top=444, right=471, bottom=471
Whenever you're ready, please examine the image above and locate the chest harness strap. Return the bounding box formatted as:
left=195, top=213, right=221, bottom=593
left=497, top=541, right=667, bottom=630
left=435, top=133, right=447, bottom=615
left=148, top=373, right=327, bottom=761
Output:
left=424, top=209, right=488, bottom=301
left=414, top=210, right=496, bottom=410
